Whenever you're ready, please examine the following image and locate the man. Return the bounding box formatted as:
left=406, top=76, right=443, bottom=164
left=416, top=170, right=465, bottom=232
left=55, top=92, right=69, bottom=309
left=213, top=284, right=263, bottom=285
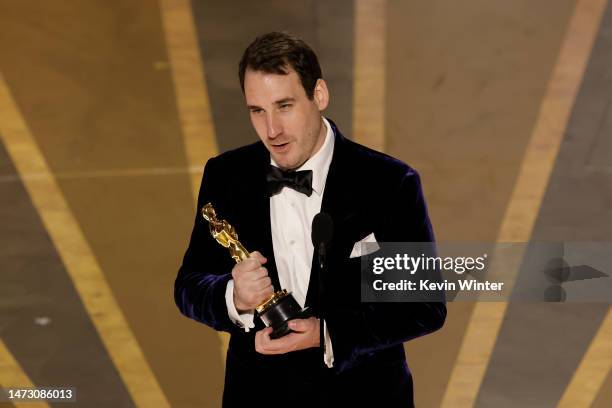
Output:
left=175, top=32, right=446, bottom=407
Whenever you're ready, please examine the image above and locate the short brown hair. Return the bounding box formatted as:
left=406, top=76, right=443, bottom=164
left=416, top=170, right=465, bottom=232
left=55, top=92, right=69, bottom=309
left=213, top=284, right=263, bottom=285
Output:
left=239, top=32, right=322, bottom=99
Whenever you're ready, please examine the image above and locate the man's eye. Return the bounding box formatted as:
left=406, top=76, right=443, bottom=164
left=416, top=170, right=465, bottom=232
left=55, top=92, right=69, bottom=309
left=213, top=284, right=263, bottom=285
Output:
left=280, top=104, right=292, bottom=110
left=250, top=109, right=263, bottom=114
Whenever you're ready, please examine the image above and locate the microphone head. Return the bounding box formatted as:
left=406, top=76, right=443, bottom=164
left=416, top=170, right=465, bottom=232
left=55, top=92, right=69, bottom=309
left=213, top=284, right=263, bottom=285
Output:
left=312, top=212, right=334, bottom=246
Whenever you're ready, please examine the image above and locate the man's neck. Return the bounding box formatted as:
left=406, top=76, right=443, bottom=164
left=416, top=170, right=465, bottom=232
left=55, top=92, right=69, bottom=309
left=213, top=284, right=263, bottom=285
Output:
left=292, top=117, right=327, bottom=171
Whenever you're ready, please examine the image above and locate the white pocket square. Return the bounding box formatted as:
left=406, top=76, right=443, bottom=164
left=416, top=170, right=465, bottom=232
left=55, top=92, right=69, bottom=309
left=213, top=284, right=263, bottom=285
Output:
left=350, top=232, right=380, bottom=258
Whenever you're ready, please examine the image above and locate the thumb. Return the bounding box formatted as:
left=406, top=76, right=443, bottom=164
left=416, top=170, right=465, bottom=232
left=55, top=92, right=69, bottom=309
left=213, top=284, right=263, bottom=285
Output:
left=288, top=319, right=308, bottom=332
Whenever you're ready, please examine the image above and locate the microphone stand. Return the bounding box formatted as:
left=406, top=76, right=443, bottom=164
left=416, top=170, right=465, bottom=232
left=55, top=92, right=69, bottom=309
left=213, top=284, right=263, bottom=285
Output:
left=312, top=212, right=333, bottom=362
left=318, top=242, right=326, bottom=354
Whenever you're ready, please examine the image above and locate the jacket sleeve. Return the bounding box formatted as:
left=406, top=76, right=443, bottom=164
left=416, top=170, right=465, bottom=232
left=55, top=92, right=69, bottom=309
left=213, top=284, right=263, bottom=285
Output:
left=174, top=157, right=242, bottom=334
left=325, top=169, right=447, bottom=372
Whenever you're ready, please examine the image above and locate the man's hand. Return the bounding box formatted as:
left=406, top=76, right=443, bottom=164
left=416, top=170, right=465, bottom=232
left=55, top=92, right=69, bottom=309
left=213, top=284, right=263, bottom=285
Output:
left=255, top=317, right=320, bottom=354
left=232, top=251, right=274, bottom=313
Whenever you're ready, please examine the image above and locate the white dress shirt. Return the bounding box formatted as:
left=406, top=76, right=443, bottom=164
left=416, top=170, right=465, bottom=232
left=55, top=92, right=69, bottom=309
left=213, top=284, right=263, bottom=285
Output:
left=225, top=116, right=335, bottom=368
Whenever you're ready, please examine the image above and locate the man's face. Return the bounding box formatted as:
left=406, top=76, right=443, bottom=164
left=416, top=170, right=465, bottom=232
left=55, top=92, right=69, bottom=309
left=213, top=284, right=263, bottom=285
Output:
left=244, top=68, right=329, bottom=170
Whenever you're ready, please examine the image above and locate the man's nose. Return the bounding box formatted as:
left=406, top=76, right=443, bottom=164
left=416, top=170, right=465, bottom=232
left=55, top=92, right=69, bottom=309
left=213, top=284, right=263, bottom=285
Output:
left=266, top=113, right=282, bottom=139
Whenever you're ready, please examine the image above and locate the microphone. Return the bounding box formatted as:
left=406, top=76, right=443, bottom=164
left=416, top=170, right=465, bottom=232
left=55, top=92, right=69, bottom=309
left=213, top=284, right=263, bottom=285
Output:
left=312, top=212, right=333, bottom=268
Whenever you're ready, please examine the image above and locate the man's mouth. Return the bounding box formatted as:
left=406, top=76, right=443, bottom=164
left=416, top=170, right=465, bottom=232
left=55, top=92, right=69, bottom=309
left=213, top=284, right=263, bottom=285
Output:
left=271, top=141, right=290, bottom=152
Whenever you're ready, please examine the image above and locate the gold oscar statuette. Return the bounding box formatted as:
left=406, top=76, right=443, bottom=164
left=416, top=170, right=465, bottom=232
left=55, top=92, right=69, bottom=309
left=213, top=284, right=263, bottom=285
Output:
left=201, top=202, right=310, bottom=338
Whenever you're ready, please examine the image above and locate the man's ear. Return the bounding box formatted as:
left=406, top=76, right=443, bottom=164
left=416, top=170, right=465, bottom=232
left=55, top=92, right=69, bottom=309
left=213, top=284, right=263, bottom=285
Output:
left=313, top=79, right=329, bottom=111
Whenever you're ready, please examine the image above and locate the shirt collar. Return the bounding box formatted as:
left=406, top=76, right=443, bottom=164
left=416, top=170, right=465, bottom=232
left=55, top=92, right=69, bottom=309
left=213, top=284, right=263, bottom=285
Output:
left=270, top=116, right=335, bottom=196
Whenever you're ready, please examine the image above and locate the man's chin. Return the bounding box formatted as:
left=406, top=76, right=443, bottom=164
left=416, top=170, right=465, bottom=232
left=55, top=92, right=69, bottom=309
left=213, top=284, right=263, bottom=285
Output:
left=271, top=155, right=299, bottom=171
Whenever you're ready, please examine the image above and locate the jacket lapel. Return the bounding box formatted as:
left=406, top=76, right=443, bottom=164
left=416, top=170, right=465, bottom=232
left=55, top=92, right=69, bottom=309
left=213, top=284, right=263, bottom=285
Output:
left=304, top=120, right=359, bottom=312
left=241, top=143, right=283, bottom=291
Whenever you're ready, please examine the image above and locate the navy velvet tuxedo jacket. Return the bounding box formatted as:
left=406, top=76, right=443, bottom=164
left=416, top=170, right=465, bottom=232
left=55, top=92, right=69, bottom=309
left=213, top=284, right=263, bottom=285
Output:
left=175, top=119, right=446, bottom=407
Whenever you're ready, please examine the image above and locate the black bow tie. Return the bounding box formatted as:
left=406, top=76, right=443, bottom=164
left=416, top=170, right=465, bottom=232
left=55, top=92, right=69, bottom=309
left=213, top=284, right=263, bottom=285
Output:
left=266, top=165, right=313, bottom=197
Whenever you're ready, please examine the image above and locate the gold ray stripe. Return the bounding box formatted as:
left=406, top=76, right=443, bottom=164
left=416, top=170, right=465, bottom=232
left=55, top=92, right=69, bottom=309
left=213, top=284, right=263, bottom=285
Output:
left=441, top=0, right=608, bottom=406
left=0, top=339, right=51, bottom=408
left=0, top=73, right=170, bottom=408
left=158, top=0, right=219, bottom=198
left=0, top=165, right=209, bottom=182
left=353, top=0, right=386, bottom=151
left=557, top=307, right=612, bottom=407
left=157, top=0, right=229, bottom=362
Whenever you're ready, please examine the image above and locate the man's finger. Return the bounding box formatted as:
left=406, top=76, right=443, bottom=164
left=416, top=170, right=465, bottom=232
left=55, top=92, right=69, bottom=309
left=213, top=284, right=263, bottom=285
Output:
left=255, top=327, right=272, bottom=352
left=256, top=328, right=278, bottom=354
left=288, top=319, right=311, bottom=332
left=242, top=268, right=267, bottom=282
left=261, top=333, right=299, bottom=353
left=255, top=285, right=274, bottom=298
left=249, top=251, right=267, bottom=264
left=253, top=276, right=272, bottom=290
left=234, top=258, right=261, bottom=274
left=254, top=266, right=268, bottom=277
left=254, top=330, right=263, bottom=353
